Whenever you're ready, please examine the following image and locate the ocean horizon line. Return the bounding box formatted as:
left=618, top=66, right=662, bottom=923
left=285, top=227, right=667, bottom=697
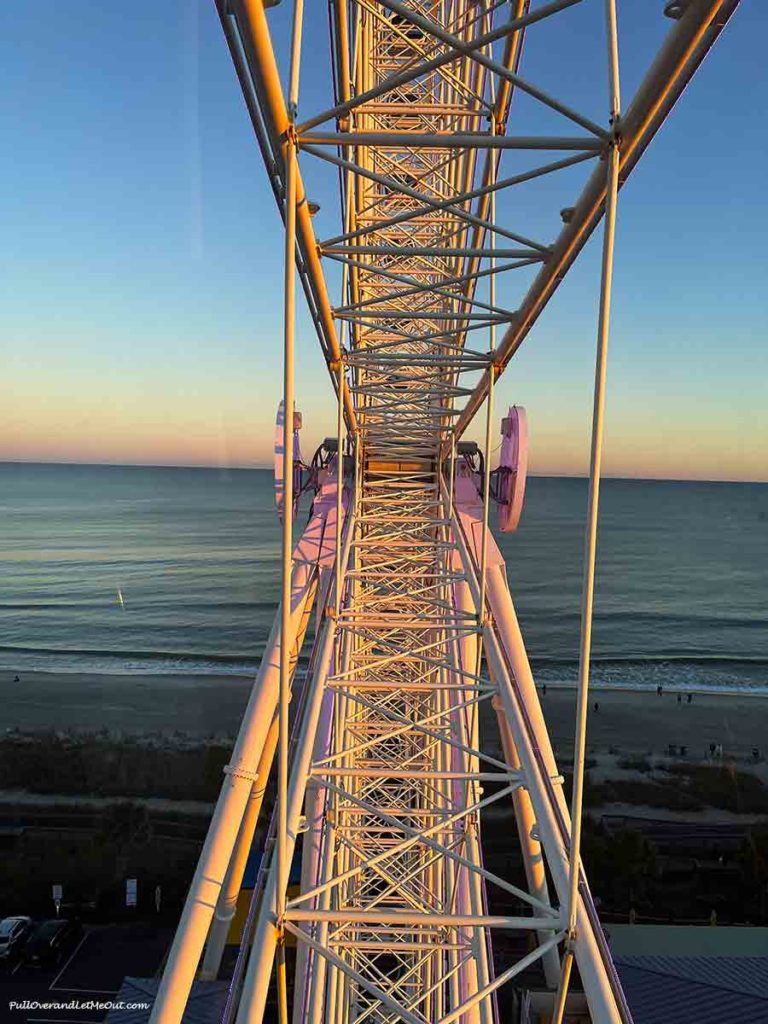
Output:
left=0, top=459, right=766, bottom=487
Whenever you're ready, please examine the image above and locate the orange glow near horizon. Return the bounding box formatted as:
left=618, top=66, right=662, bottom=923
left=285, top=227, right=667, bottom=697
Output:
left=2, top=353, right=766, bottom=481
left=1, top=406, right=766, bottom=482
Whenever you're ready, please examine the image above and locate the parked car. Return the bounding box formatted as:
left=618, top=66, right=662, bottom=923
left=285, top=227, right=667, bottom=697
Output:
left=0, top=917, right=33, bottom=960
left=22, top=919, right=82, bottom=967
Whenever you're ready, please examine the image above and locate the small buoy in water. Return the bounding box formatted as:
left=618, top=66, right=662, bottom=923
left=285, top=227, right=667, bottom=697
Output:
left=117, top=588, right=125, bottom=610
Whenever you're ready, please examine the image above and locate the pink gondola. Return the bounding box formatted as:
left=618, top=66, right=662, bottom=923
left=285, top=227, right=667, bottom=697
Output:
left=497, top=405, right=528, bottom=533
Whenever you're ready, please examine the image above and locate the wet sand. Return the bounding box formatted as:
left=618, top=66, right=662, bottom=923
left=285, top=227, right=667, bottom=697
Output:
left=1, top=671, right=766, bottom=765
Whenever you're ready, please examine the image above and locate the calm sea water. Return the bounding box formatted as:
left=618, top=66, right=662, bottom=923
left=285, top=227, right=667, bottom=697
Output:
left=0, top=463, right=766, bottom=693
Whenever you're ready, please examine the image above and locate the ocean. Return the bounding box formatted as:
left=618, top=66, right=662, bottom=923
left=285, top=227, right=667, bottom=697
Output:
left=0, top=463, right=766, bottom=694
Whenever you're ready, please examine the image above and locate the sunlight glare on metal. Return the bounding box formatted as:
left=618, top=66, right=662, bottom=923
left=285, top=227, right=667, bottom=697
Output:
left=148, top=2, right=742, bottom=1022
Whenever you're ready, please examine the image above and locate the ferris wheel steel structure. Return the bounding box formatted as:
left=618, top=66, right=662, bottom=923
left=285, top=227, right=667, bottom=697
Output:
left=149, top=2, right=740, bottom=1023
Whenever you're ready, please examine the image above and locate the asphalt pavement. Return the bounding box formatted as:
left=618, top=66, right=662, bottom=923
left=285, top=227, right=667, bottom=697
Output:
left=0, top=924, right=173, bottom=1024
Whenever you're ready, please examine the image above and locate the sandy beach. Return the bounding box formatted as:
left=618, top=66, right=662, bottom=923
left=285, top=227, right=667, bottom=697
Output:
left=0, top=670, right=252, bottom=738
left=2, top=671, right=766, bottom=766
left=534, top=687, right=768, bottom=764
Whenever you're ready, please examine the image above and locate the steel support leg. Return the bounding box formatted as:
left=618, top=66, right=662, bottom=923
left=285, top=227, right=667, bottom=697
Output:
left=235, top=615, right=339, bottom=1024
left=201, top=556, right=318, bottom=980
left=449, top=500, right=624, bottom=1023
left=149, top=559, right=318, bottom=1024
left=492, top=694, right=561, bottom=988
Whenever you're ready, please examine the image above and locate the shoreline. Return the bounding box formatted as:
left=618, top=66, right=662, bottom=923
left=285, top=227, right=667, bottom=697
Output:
left=4, top=666, right=768, bottom=696
left=1, top=671, right=767, bottom=756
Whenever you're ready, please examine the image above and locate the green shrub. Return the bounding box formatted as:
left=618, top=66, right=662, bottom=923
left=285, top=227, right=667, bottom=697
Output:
left=617, top=756, right=652, bottom=773
left=0, top=733, right=230, bottom=802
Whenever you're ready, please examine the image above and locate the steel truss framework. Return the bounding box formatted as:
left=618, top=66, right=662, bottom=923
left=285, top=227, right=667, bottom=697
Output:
left=149, top=3, right=739, bottom=1023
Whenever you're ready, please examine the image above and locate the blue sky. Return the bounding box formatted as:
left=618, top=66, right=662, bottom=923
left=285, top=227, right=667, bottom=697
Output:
left=0, top=1, right=765, bottom=478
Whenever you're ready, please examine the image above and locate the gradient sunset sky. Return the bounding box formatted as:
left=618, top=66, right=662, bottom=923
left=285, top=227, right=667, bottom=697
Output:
left=0, top=2, right=765, bottom=480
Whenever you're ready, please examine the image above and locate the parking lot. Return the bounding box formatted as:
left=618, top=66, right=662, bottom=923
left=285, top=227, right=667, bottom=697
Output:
left=0, top=924, right=173, bottom=1023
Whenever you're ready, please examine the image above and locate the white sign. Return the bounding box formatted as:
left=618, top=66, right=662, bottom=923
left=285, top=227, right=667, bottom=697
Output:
left=126, top=878, right=138, bottom=907
left=52, top=884, right=63, bottom=915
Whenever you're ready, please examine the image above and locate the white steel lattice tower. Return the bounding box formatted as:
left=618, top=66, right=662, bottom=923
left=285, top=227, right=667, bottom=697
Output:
left=149, top=2, right=740, bottom=1023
